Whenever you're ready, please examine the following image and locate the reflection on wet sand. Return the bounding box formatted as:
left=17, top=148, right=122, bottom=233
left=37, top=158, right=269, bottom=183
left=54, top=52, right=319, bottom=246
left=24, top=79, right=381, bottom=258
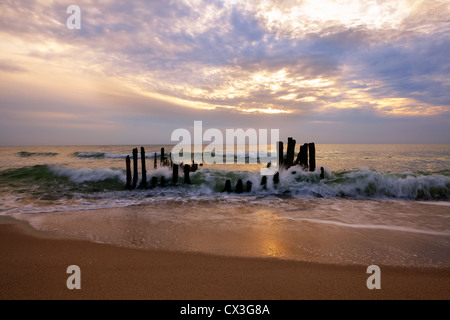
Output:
left=15, top=198, right=450, bottom=268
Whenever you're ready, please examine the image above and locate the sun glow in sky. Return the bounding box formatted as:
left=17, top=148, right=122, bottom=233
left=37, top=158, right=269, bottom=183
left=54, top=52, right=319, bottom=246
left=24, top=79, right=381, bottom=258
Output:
left=0, top=0, right=449, bottom=145
left=253, top=0, right=416, bottom=34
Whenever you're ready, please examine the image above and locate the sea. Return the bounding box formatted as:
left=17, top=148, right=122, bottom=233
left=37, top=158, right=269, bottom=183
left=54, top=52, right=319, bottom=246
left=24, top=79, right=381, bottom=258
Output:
left=0, top=144, right=449, bottom=268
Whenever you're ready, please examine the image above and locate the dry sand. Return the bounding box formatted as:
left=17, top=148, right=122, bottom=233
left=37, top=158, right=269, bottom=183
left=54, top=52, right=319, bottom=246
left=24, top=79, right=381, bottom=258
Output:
left=0, top=216, right=448, bottom=300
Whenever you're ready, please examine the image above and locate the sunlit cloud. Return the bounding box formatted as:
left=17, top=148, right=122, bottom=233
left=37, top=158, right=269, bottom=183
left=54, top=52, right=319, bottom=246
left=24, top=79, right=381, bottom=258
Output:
left=239, top=107, right=292, bottom=114
left=374, top=98, right=450, bottom=116
left=248, top=0, right=419, bottom=38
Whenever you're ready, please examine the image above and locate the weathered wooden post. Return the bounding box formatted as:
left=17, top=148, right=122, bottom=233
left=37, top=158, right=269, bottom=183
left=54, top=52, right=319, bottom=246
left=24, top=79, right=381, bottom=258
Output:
left=286, top=137, right=296, bottom=168
left=274, top=172, right=280, bottom=184
left=140, top=147, right=147, bottom=188
left=320, top=167, right=325, bottom=180
left=277, top=141, right=284, bottom=169
left=151, top=176, right=158, bottom=187
left=161, top=148, right=165, bottom=166
left=160, top=176, right=166, bottom=187
left=246, top=181, right=253, bottom=192
left=172, top=164, right=179, bottom=184
left=184, top=165, right=191, bottom=184
left=126, top=156, right=132, bottom=190
left=298, top=144, right=309, bottom=170
left=291, top=138, right=297, bottom=166
left=192, top=160, right=198, bottom=172
left=261, top=176, right=267, bottom=188
left=224, top=180, right=232, bottom=193
left=309, top=143, right=316, bottom=172
left=132, top=148, right=138, bottom=189
left=154, top=153, right=157, bottom=169
left=236, top=179, right=244, bottom=194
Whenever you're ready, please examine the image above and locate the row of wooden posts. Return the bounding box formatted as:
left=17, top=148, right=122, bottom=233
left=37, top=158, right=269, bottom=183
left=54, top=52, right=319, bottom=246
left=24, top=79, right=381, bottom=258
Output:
left=125, top=147, right=187, bottom=190
left=125, top=139, right=318, bottom=191
left=278, top=138, right=316, bottom=172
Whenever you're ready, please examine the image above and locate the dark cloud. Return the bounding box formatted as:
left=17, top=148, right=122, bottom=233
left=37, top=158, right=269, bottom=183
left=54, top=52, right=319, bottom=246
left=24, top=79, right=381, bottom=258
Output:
left=231, top=7, right=265, bottom=42
left=341, top=30, right=450, bottom=107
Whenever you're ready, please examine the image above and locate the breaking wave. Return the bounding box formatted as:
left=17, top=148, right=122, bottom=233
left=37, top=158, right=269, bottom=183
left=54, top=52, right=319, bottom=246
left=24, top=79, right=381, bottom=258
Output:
left=1, top=165, right=449, bottom=201
left=73, top=151, right=278, bottom=161
left=17, top=151, right=59, bottom=157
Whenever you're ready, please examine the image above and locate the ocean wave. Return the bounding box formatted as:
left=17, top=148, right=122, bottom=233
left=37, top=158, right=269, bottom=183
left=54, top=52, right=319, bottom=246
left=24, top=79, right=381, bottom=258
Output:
left=1, top=165, right=449, bottom=200
left=49, top=166, right=125, bottom=184
left=314, top=169, right=450, bottom=200
left=74, top=152, right=167, bottom=159
left=73, top=151, right=279, bottom=161
left=0, top=165, right=125, bottom=195
left=17, top=151, right=59, bottom=157
left=75, top=152, right=127, bottom=159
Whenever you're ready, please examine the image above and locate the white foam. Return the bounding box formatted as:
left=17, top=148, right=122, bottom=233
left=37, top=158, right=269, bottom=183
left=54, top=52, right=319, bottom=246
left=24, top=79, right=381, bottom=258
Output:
left=417, top=201, right=450, bottom=207
left=77, top=152, right=162, bottom=159
left=49, top=166, right=125, bottom=183
left=298, top=218, right=450, bottom=237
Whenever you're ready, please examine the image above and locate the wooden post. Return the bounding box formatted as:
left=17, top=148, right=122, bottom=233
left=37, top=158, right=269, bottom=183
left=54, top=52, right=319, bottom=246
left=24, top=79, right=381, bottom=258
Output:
left=286, top=138, right=291, bottom=168
left=192, top=160, right=198, bottom=172
left=304, top=144, right=309, bottom=169
left=286, top=137, right=296, bottom=168
left=224, top=180, right=232, bottom=193
left=320, top=167, right=325, bottom=180
left=140, top=147, right=147, bottom=188
left=261, top=176, right=267, bottom=188
left=161, top=148, right=165, bottom=166
left=299, top=144, right=309, bottom=170
left=154, top=153, right=157, bottom=169
left=132, top=148, right=138, bottom=189
left=274, top=172, right=280, bottom=184
left=309, top=143, right=316, bottom=172
left=236, top=179, right=244, bottom=194
left=126, top=156, right=132, bottom=190
left=301, top=144, right=306, bottom=168
left=184, top=165, right=191, bottom=184
left=246, top=181, right=253, bottom=193
left=277, top=141, right=284, bottom=169
left=291, top=138, right=296, bottom=166
left=160, top=176, right=166, bottom=187
left=151, top=176, right=158, bottom=187
left=172, top=164, right=179, bottom=184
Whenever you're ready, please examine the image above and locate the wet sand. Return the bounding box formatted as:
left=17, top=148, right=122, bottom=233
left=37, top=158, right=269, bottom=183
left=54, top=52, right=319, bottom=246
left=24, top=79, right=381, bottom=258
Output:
left=0, top=216, right=448, bottom=300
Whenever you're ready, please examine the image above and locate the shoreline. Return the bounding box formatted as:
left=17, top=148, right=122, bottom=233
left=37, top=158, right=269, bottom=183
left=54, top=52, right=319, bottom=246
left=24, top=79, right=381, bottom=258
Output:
left=1, top=216, right=449, bottom=300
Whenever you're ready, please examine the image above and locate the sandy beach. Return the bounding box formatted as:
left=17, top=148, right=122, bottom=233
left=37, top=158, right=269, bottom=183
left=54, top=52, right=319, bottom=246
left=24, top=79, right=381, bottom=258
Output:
left=0, top=216, right=448, bottom=300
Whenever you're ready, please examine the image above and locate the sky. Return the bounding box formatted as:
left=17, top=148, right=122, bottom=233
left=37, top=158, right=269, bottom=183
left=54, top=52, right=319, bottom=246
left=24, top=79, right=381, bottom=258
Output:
left=0, top=0, right=449, bottom=146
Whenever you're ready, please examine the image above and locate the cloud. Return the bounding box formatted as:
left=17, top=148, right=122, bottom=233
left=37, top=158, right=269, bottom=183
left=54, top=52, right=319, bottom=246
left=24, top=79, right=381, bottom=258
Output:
left=0, top=0, right=449, bottom=144
left=0, top=60, right=28, bottom=73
